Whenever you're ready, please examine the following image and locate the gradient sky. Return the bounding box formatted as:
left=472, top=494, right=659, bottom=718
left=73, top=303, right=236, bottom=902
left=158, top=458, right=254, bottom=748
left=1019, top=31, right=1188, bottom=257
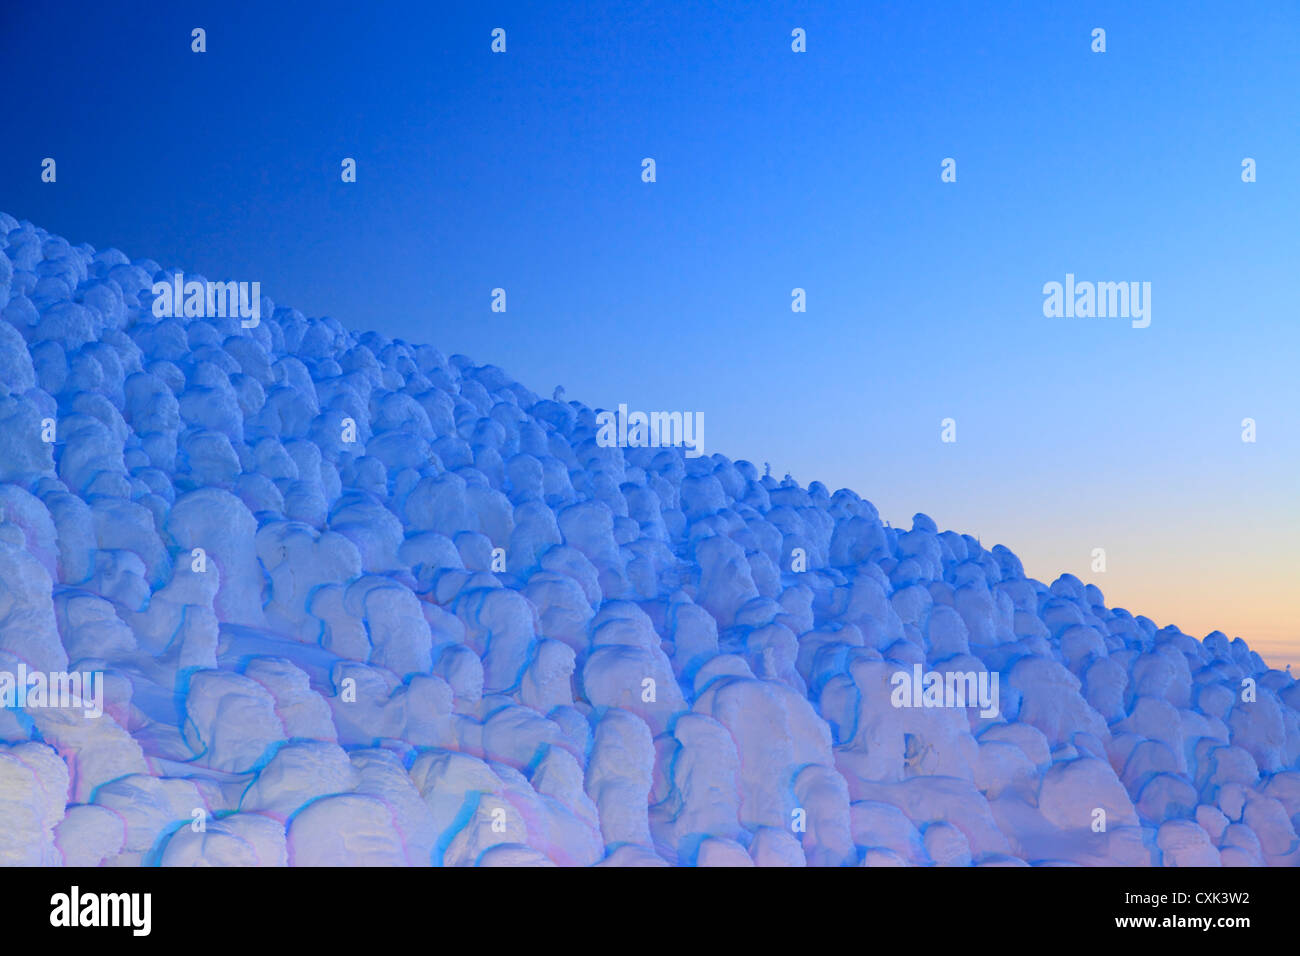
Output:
left=2, top=1, right=1296, bottom=667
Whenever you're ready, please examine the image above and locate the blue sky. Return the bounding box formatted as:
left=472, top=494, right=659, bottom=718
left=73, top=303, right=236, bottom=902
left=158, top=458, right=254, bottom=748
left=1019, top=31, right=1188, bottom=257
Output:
left=2, top=0, right=1297, bottom=662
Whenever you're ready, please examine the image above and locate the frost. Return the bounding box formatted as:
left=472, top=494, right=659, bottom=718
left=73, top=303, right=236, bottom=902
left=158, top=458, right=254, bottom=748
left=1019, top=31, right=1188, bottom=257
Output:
left=0, top=215, right=1295, bottom=866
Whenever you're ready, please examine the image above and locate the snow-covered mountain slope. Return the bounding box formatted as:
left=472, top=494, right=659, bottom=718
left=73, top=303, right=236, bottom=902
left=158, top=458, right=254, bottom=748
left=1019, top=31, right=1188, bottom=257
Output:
left=0, top=212, right=1296, bottom=866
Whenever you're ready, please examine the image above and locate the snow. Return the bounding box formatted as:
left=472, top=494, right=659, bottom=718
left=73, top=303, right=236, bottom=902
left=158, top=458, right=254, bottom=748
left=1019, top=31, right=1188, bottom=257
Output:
left=0, top=212, right=1296, bottom=865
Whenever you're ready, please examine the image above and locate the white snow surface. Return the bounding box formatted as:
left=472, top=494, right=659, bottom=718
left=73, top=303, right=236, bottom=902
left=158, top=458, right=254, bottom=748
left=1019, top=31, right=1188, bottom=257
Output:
left=0, top=212, right=1297, bottom=866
